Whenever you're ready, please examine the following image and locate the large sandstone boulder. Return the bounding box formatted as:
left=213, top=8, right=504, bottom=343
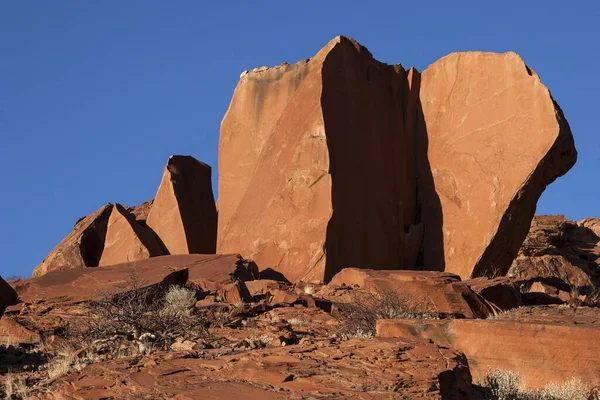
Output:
left=147, top=156, right=217, bottom=255
left=98, top=203, right=164, bottom=266
left=330, top=268, right=493, bottom=318
left=218, top=36, right=422, bottom=283
left=32, top=204, right=113, bottom=277
left=417, top=52, right=576, bottom=279
left=377, top=318, right=600, bottom=388
left=508, top=215, right=599, bottom=288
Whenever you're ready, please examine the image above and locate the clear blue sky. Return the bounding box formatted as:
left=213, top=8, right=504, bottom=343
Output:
left=1, top=1, right=598, bottom=278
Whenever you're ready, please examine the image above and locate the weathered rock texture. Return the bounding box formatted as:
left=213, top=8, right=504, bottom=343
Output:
left=98, top=203, right=164, bottom=266
left=418, top=52, right=576, bottom=279
left=218, top=36, right=576, bottom=283
left=218, top=36, right=422, bottom=283
left=509, top=215, right=600, bottom=288
left=377, top=318, right=600, bottom=388
left=147, top=155, right=217, bottom=255
left=32, top=204, right=113, bottom=277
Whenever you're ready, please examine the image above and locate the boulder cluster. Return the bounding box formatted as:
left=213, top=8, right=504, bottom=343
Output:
left=1, top=36, right=598, bottom=399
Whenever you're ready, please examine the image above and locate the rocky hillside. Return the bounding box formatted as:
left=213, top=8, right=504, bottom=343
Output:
left=1, top=36, right=598, bottom=399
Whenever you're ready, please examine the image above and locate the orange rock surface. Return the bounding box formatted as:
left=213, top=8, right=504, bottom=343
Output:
left=418, top=53, right=576, bottom=279
left=98, top=203, right=164, bottom=266
left=377, top=318, right=600, bottom=388
left=147, top=155, right=217, bottom=255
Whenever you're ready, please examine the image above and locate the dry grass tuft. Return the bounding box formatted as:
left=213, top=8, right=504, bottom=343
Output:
left=335, top=287, right=435, bottom=339
left=482, top=368, right=597, bottom=400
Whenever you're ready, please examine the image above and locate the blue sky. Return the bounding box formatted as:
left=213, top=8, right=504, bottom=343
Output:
left=1, top=1, right=598, bottom=278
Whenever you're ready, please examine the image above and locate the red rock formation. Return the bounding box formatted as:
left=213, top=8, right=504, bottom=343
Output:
left=147, top=156, right=217, bottom=255
left=98, top=204, right=164, bottom=266
left=32, top=204, right=113, bottom=277
left=218, top=37, right=576, bottom=283
left=377, top=318, right=600, bottom=388
left=509, top=215, right=600, bottom=287
left=418, top=53, right=577, bottom=279
left=218, top=36, right=422, bottom=283
left=330, top=268, right=493, bottom=318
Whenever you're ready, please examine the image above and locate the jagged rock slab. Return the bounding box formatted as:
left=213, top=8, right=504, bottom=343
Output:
left=218, top=36, right=422, bottom=283
left=461, top=277, right=522, bottom=311
left=330, top=268, right=493, bottom=318
left=509, top=215, right=599, bottom=288
left=147, top=155, right=217, bottom=255
left=377, top=318, right=600, bottom=388
left=98, top=203, right=164, bottom=266
left=32, top=204, right=114, bottom=277
left=418, top=53, right=577, bottom=279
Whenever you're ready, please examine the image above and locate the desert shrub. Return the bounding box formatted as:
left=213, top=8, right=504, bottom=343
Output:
left=485, top=369, right=522, bottom=400
left=482, top=369, right=597, bottom=400
left=335, top=288, right=434, bottom=339
left=160, top=286, right=196, bottom=318
left=76, top=272, right=207, bottom=358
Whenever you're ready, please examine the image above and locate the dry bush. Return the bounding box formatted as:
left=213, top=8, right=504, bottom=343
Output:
left=482, top=368, right=597, bottom=400
left=73, top=272, right=207, bottom=358
left=335, top=288, right=435, bottom=339
left=2, top=372, right=27, bottom=400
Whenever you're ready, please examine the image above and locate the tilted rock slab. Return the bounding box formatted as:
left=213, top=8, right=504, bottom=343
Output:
left=218, top=36, right=422, bottom=283
left=418, top=52, right=576, bottom=278
left=377, top=318, right=600, bottom=388
left=32, top=204, right=113, bottom=277
left=98, top=203, right=164, bottom=266
left=147, top=155, right=217, bottom=255
left=218, top=36, right=576, bottom=282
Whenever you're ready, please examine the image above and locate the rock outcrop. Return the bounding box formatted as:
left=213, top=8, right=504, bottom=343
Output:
left=98, top=204, right=164, bottom=266
left=32, top=204, right=113, bottom=277
left=377, top=318, right=600, bottom=388
left=217, top=37, right=576, bottom=283
left=509, top=215, right=600, bottom=288
left=418, top=52, right=577, bottom=279
left=218, top=36, right=422, bottom=283
left=147, top=155, right=218, bottom=255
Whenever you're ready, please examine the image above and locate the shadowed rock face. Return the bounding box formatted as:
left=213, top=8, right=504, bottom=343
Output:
left=218, top=36, right=423, bottom=283
left=219, top=37, right=576, bottom=282
left=0, top=276, right=17, bottom=317
left=32, top=204, right=114, bottom=277
left=147, top=155, right=218, bottom=255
